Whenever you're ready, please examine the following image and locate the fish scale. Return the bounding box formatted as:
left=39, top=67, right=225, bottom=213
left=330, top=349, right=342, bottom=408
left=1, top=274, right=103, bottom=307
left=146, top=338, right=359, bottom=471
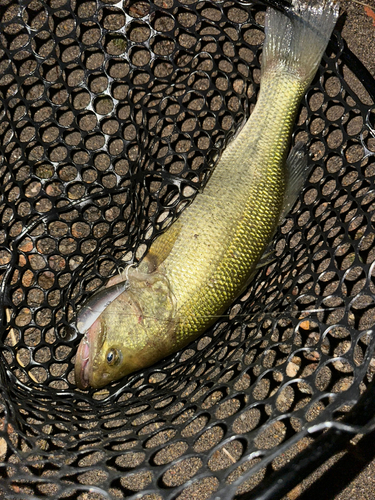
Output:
left=75, top=0, right=340, bottom=389
left=163, top=74, right=305, bottom=341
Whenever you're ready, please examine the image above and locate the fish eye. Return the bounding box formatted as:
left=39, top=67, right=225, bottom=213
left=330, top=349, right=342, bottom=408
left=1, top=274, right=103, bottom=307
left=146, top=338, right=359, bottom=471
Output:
left=106, top=348, right=120, bottom=366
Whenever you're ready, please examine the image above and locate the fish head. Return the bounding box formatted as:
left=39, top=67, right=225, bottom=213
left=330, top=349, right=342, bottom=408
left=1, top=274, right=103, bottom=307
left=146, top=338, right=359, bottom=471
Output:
left=75, top=290, right=148, bottom=389
left=75, top=270, right=177, bottom=389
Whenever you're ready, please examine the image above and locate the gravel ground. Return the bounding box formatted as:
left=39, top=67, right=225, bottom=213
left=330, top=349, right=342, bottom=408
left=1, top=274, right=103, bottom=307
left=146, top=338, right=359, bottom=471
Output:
left=280, top=1, right=375, bottom=499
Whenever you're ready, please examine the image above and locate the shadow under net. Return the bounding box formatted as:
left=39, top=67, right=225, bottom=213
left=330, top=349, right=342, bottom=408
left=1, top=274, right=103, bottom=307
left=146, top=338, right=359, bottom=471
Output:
left=0, top=0, right=375, bottom=499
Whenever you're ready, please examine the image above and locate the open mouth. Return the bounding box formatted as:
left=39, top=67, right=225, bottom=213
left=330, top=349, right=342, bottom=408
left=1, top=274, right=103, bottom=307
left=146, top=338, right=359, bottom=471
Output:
left=75, top=334, right=91, bottom=389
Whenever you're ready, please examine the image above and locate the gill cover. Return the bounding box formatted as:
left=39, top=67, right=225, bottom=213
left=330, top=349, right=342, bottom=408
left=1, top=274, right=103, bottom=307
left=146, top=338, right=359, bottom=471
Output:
left=79, top=267, right=178, bottom=388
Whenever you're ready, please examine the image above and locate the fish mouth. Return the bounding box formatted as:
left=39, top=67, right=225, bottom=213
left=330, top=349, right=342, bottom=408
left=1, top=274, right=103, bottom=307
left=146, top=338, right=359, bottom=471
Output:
left=75, top=333, right=91, bottom=390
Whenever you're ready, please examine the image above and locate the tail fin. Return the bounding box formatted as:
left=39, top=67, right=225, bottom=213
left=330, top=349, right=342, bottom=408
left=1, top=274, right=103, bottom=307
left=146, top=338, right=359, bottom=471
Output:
left=262, top=0, right=339, bottom=83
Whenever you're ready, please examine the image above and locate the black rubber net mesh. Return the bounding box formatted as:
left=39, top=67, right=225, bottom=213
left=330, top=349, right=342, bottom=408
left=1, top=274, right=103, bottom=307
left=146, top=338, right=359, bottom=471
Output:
left=1, top=0, right=375, bottom=499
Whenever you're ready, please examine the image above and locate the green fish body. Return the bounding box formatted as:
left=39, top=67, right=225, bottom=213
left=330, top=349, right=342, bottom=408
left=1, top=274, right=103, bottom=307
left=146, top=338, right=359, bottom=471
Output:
left=75, top=0, right=339, bottom=389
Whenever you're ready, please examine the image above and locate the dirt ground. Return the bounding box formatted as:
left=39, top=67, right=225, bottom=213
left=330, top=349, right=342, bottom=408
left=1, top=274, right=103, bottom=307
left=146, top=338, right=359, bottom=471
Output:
left=280, top=1, right=375, bottom=499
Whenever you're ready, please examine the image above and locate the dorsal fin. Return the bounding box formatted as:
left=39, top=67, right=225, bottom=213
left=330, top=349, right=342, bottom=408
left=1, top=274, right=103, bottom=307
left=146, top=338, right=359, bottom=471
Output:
left=279, top=141, right=311, bottom=223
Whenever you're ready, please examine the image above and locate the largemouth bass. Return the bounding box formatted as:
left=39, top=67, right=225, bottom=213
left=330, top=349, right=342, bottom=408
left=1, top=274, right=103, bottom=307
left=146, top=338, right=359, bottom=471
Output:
left=75, top=0, right=339, bottom=389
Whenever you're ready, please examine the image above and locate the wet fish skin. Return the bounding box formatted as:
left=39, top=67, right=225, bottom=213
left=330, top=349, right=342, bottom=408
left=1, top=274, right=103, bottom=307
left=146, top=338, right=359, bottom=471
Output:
left=75, top=0, right=339, bottom=389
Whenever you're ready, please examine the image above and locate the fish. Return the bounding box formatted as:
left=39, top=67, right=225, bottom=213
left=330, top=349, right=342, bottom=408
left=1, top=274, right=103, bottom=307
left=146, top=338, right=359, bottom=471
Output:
left=75, top=0, right=339, bottom=389
left=75, top=281, right=129, bottom=335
